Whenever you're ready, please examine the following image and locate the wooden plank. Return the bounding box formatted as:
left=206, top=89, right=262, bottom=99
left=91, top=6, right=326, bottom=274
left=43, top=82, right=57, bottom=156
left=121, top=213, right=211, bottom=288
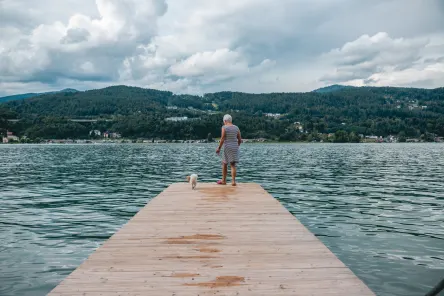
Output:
left=48, top=183, right=375, bottom=296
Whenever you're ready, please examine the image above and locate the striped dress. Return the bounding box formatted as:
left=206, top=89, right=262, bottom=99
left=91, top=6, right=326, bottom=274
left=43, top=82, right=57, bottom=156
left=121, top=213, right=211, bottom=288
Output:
left=222, top=125, right=240, bottom=164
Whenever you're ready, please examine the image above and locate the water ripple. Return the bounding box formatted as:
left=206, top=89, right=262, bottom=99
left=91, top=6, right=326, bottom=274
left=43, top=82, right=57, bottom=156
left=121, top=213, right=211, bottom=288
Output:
left=0, top=143, right=443, bottom=296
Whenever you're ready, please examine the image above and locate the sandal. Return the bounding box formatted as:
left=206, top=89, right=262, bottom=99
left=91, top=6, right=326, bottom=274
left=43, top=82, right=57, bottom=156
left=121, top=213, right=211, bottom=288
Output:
left=216, top=180, right=227, bottom=185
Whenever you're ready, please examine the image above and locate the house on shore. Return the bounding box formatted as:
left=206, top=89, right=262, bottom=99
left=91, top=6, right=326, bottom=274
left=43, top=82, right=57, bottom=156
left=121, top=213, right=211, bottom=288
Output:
left=89, top=130, right=101, bottom=137
left=165, top=116, right=188, bottom=122
left=103, top=131, right=121, bottom=138
left=2, top=131, right=19, bottom=143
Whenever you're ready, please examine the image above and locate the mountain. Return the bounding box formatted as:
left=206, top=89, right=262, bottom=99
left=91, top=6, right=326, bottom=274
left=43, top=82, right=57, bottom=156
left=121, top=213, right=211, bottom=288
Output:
left=0, top=88, right=79, bottom=103
left=313, top=84, right=356, bottom=93
left=2, top=85, right=444, bottom=141
left=58, top=88, right=78, bottom=93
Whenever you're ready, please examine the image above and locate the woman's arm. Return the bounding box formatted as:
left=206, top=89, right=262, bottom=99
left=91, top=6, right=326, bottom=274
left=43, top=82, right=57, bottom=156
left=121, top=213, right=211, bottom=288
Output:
left=237, top=129, right=242, bottom=146
left=216, top=127, right=225, bottom=153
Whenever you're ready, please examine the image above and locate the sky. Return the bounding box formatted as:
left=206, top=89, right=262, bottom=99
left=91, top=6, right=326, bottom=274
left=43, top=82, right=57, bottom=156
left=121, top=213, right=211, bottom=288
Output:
left=1, top=0, right=444, bottom=96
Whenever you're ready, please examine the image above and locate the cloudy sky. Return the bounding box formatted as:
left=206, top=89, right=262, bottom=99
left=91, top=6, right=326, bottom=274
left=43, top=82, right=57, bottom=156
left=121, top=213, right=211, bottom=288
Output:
left=1, top=0, right=444, bottom=96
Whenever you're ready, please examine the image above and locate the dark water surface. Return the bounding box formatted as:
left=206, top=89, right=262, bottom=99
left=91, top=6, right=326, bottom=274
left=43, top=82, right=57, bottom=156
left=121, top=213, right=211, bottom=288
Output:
left=0, top=143, right=443, bottom=296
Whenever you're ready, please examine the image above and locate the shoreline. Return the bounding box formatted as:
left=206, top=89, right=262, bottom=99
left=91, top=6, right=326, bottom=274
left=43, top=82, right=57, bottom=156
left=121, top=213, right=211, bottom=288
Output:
left=1, top=141, right=441, bottom=145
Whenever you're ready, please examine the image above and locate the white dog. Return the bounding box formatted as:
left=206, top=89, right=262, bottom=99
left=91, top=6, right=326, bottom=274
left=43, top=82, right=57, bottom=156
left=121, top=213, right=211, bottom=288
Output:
left=186, top=174, right=198, bottom=190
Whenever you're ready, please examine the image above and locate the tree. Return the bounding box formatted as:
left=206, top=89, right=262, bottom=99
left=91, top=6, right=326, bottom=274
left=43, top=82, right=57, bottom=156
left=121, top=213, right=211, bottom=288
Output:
left=398, top=131, right=406, bottom=142
left=421, top=132, right=435, bottom=142
left=307, top=134, right=313, bottom=142
left=333, top=130, right=349, bottom=143
left=348, top=132, right=361, bottom=143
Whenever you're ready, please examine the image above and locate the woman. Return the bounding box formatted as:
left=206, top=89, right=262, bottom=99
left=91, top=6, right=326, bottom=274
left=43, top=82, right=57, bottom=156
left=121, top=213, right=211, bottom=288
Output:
left=216, top=114, right=242, bottom=186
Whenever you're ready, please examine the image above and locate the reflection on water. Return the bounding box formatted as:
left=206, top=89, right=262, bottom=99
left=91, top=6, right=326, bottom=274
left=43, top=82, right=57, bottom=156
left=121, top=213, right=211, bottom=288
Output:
left=0, top=143, right=443, bottom=296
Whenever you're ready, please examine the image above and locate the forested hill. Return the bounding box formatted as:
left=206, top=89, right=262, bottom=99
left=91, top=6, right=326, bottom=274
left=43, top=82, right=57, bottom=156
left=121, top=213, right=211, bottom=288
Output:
left=5, top=85, right=444, bottom=116
left=0, top=88, right=78, bottom=103
left=1, top=85, right=444, bottom=141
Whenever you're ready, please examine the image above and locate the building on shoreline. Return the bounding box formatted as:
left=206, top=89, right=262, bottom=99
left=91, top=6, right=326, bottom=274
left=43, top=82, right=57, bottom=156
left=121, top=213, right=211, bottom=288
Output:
left=103, top=131, right=121, bottom=138
left=165, top=116, right=189, bottom=122
left=2, top=131, right=19, bottom=143
left=293, top=122, right=304, bottom=133
left=265, top=113, right=281, bottom=119
left=89, top=130, right=101, bottom=137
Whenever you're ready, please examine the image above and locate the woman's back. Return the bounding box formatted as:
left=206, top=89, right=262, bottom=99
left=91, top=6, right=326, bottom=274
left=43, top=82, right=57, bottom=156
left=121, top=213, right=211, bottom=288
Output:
left=223, top=125, right=239, bottom=146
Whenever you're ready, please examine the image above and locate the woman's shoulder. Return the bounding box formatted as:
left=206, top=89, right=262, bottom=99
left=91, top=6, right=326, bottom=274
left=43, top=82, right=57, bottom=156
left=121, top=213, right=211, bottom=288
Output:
left=224, top=124, right=240, bottom=131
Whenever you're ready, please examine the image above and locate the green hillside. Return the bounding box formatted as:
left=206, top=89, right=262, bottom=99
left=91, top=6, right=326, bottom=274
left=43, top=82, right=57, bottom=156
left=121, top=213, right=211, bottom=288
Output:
left=0, top=88, right=78, bottom=103
left=1, top=85, right=444, bottom=142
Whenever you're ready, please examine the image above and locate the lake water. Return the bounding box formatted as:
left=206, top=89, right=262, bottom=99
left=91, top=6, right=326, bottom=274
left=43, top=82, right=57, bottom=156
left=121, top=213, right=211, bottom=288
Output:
left=0, top=143, right=443, bottom=296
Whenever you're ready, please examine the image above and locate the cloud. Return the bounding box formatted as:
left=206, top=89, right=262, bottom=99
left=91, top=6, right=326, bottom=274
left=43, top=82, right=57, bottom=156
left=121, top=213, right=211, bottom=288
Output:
left=366, top=64, right=444, bottom=88
left=0, top=0, right=444, bottom=96
left=0, top=3, right=39, bottom=31
left=168, top=48, right=274, bottom=84
left=0, top=0, right=168, bottom=85
left=61, top=28, right=91, bottom=44
left=320, top=32, right=444, bottom=88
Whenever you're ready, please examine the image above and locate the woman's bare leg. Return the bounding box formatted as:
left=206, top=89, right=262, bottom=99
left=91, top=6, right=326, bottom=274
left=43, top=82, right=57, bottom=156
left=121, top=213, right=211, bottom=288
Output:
left=230, top=162, right=237, bottom=186
left=222, top=163, right=228, bottom=184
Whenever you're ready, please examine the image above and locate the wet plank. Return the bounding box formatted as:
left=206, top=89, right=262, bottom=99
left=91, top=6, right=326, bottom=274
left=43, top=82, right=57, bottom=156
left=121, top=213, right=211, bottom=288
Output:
left=48, top=183, right=375, bottom=295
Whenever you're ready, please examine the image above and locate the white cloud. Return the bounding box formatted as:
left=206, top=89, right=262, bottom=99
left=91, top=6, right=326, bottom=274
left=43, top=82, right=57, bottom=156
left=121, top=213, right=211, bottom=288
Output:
left=0, top=0, right=444, bottom=96
left=364, top=61, right=444, bottom=88
left=168, top=48, right=273, bottom=81
left=320, top=32, right=444, bottom=88
left=0, top=0, right=167, bottom=85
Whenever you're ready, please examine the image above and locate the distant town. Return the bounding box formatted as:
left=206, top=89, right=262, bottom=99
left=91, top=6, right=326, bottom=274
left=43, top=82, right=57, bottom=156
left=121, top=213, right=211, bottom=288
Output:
left=2, top=128, right=443, bottom=145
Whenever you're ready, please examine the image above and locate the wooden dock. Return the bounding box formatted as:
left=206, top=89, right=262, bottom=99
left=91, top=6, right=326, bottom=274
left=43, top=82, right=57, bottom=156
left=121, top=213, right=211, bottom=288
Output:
left=48, top=183, right=376, bottom=295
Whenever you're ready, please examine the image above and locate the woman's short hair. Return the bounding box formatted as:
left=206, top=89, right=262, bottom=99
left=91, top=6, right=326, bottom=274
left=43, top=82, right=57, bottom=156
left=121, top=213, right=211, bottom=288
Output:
left=223, top=114, right=232, bottom=123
